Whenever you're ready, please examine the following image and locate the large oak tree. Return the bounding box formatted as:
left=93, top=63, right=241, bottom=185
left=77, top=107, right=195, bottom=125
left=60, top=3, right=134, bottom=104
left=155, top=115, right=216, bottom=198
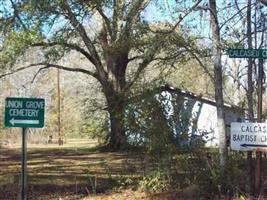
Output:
left=0, top=0, right=202, bottom=150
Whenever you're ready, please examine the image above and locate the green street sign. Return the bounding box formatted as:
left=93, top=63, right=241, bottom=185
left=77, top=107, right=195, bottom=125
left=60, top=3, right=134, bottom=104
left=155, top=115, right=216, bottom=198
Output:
left=228, top=49, right=267, bottom=59
left=4, top=97, right=45, bottom=128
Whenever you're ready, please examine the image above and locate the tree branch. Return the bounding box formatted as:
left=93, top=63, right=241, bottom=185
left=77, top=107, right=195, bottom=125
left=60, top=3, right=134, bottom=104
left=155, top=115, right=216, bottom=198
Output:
left=123, top=50, right=156, bottom=92
left=128, top=55, right=143, bottom=62
left=259, top=0, right=267, bottom=6
left=31, top=66, right=50, bottom=83
left=147, top=0, right=203, bottom=35
left=123, top=0, right=150, bottom=36
left=10, top=0, right=27, bottom=30
left=78, top=0, right=115, bottom=41
left=219, top=5, right=247, bottom=30
left=61, top=2, right=103, bottom=68
left=112, top=0, right=120, bottom=40
left=227, top=73, right=248, bottom=93
left=96, top=7, right=114, bottom=41
left=60, top=2, right=109, bottom=83
left=0, top=63, right=99, bottom=80
left=182, top=44, right=214, bottom=81
left=171, top=0, right=202, bottom=32
left=32, top=41, right=97, bottom=66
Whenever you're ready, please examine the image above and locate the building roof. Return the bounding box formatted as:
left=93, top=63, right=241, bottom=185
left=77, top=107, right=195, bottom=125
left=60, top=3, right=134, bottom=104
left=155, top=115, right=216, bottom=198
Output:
left=160, top=84, right=245, bottom=114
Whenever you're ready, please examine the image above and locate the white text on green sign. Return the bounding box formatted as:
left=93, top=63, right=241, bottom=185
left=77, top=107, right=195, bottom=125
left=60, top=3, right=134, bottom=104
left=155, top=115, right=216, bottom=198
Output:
left=228, top=49, right=267, bottom=59
left=4, top=97, right=45, bottom=128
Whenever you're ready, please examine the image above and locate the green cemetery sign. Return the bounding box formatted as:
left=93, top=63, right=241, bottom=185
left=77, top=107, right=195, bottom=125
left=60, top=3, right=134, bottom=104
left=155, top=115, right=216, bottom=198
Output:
left=4, top=97, right=45, bottom=128
left=228, top=49, right=267, bottom=59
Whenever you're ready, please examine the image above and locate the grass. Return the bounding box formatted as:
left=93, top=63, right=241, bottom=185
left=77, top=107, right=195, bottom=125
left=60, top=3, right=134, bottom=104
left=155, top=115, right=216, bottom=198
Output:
left=1, top=139, right=264, bottom=200
left=0, top=139, right=146, bottom=200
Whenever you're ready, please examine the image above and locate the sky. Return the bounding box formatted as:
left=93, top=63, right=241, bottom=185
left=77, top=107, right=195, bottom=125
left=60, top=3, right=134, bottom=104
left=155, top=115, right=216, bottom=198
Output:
left=1, top=0, right=267, bottom=49
left=0, top=0, right=190, bottom=33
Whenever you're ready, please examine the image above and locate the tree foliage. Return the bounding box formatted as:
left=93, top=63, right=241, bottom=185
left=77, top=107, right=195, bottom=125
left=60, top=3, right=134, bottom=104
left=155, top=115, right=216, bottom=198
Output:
left=0, top=0, right=204, bottom=150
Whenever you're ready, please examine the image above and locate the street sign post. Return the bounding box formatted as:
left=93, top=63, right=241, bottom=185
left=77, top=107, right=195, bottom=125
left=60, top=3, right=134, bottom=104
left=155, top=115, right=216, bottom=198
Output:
left=21, top=127, right=27, bottom=200
left=228, top=48, right=265, bottom=193
left=5, top=97, right=45, bottom=128
left=4, top=97, right=45, bottom=200
left=231, top=122, right=267, bottom=151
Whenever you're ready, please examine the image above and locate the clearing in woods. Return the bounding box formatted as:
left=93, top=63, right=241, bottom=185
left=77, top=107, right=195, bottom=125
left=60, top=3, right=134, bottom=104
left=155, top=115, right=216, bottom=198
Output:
left=0, top=139, right=150, bottom=200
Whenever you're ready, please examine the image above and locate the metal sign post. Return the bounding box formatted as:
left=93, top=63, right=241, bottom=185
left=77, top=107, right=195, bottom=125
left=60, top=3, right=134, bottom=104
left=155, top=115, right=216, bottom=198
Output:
left=255, top=58, right=264, bottom=194
left=21, top=128, right=27, bottom=200
left=228, top=48, right=264, bottom=194
left=4, top=97, right=45, bottom=200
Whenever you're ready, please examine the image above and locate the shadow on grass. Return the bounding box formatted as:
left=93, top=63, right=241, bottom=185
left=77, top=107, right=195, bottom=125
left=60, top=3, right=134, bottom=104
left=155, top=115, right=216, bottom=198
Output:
left=0, top=182, right=84, bottom=200
left=0, top=144, right=145, bottom=199
left=0, top=174, right=140, bottom=200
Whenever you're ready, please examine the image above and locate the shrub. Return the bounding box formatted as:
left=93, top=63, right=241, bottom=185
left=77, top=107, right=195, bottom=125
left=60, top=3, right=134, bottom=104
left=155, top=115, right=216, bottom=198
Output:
left=139, top=169, right=171, bottom=193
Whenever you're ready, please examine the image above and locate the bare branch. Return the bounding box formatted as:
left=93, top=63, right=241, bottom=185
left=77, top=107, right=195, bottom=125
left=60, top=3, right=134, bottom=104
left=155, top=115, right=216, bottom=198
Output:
left=0, top=65, right=34, bottom=79
left=128, top=55, right=143, bottom=62
left=96, top=7, right=114, bottom=41
left=32, top=41, right=97, bottom=66
left=0, top=63, right=99, bottom=80
left=219, top=5, right=247, bottom=30
left=10, top=0, right=27, bottom=30
left=259, top=0, right=267, bottom=6
left=234, top=0, right=245, bottom=19
left=31, top=66, right=50, bottom=83
left=182, top=44, right=214, bottom=80
left=78, top=0, right=114, bottom=41
left=60, top=2, right=110, bottom=83
left=148, top=0, right=202, bottom=35
left=123, top=0, right=151, bottom=35
left=172, top=0, right=202, bottom=32
left=123, top=51, right=156, bottom=92
left=112, top=0, right=120, bottom=39
left=60, top=2, right=102, bottom=68
left=226, top=72, right=248, bottom=93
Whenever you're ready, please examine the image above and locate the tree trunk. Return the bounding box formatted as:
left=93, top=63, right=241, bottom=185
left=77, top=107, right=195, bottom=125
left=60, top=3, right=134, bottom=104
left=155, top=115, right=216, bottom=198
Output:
left=209, top=0, right=228, bottom=168
left=107, top=94, right=127, bottom=150
left=103, top=61, right=128, bottom=150
left=246, top=0, right=254, bottom=193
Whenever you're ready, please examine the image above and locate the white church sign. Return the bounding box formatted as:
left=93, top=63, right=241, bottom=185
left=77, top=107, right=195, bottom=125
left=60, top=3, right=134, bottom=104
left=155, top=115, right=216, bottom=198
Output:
left=231, top=122, right=267, bottom=151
